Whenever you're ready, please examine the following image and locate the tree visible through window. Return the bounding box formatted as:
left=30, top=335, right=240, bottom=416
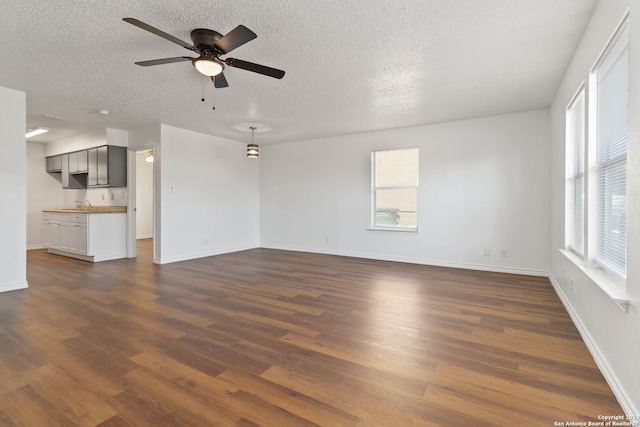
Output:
left=372, top=147, right=418, bottom=229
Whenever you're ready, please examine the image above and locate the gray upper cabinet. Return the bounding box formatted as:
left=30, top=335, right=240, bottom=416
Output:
left=68, top=150, right=88, bottom=174
left=87, top=145, right=127, bottom=188
left=77, top=150, right=88, bottom=173
left=87, top=147, right=97, bottom=186
left=47, top=145, right=126, bottom=189
left=61, top=154, right=69, bottom=188
left=61, top=153, right=86, bottom=189
left=46, top=155, right=62, bottom=172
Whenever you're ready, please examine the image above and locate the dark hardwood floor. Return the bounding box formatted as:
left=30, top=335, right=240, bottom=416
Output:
left=0, top=240, right=623, bottom=426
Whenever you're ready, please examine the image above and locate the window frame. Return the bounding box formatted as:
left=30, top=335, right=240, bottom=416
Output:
left=370, top=147, right=419, bottom=232
left=563, top=14, right=629, bottom=295
left=587, top=17, right=629, bottom=281
left=565, top=84, right=586, bottom=256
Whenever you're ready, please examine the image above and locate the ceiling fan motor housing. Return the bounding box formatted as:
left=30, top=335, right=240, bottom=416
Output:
left=191, top=29, right=224, bottom=54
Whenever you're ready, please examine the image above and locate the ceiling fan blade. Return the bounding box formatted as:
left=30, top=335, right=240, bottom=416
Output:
left=224, top=58, right=285, bottom=79
left=212, top=73, right=229, bottom=88
left=134, top=57, right=193, bottom=66
left=123, top=18, right=195, bottom=51
left=214, top=25, right=257, bottom=54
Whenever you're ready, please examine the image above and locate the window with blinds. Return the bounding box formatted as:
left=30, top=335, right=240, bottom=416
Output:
left=590, top=20, right=629, bottom=278
left=372, top=148, right=418, bottom=229
left=566, top=87, right=585, bottom=255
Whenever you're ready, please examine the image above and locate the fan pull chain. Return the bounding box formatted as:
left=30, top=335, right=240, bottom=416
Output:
left=201, top=75, right=205, bottom=102
left=199, top=75, right=216, bottom=110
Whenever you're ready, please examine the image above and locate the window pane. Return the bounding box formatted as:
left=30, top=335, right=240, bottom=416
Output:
left=570, top=91, right=586, bottom=174
left=599, top=162, right=626, bottom=275
left=566, top=86, right=585, bottom=254
left=573, top=175, right=584, bottom=254
left=597, top=42, right=629, bottom=163
left=593, top=23, right=628, bottom=277
left=375, top=148, right=418, bottom=187
left=375, top=189, right=417, bottom=227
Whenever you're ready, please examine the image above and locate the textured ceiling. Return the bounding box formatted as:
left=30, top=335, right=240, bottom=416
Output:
left=0, top=0, right=597, bottom=145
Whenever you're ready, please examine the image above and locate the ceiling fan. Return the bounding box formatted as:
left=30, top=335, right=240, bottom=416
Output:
left=123, top=18, right=285, bottom=88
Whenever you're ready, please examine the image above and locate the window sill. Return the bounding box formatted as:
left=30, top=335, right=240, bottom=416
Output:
left=367, top=227, right=419, bottom=233
left=559, top=249, right=630, bottom=313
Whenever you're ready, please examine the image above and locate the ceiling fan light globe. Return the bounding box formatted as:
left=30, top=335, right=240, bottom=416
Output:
left=193, top=58, right=223, bottom=76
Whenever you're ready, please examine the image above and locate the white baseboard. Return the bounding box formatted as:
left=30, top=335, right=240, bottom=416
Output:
left=260, top=244, right=549, bottom=277
left=0, top=281, right=28, bottom=293
left=27, top=244, right=47, bottom=250
left=548, top=274, right=639, bottom=417
left=154, top=244, right=259, bottom=265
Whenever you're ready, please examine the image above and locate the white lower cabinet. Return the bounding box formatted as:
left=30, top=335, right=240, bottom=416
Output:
left=42, top=212, right=126, bottom=262
left=42, top=214, right=51, bottom=248
left=68, top=222, right=88, bottom=255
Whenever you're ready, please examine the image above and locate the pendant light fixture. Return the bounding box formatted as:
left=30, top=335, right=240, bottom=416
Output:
left=247, top=126, right=259, bottom=158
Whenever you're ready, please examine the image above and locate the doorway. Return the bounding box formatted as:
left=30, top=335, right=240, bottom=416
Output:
left=127, top=148, right=154, bottom=260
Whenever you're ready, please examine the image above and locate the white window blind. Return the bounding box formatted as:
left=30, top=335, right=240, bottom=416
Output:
left=591, top=23, right=629, bottom=277
left=566, top=88, right=585, bottom=255
left=372, top=148, right=418, bottom=229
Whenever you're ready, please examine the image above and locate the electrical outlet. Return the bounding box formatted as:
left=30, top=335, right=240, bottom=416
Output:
left=325, top=236, right=330, bottom=243
left=110, top=193, right=114, bottom=201
left=483, top=248, right=491, bottom=256
left=101, top=194, right=105, bottom=200
left=204, top=239, right=208, bottom=245
left=571, top=277, right=575, bottom=293
left=501, top=249, right=508, bottom=258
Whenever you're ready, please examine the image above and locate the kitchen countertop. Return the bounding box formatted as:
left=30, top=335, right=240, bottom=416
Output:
left=43, top=206, right=127, bottom=214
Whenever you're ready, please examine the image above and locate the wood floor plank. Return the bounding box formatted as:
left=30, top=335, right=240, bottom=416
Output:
left=47, top=346, right=131, bottom=399
left=0, top=244, right=625, bottom=425
left=216, top=368, right=360, bottom=427
left=27, top=364, right=118, bottom=426
left=0, top=385, right=76, bottom=427
left=115, top=367, right=239, bottom=426
left=260, top=365, right=470, bottom=427
left=424, top=362, right=619, bottom=422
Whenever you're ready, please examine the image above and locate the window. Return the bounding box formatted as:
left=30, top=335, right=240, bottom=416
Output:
left=589, top=20, right=629, bottom=278
left=565, top=17, right=629, bottom=282
left=372, top=147, right=418, bottom=229
left=566, top=86, right=586, bottom=255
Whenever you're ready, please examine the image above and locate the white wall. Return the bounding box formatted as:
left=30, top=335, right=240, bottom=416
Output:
left=548, top=0, right=639, bottom=415
left=261, top=109, right=550, bottom=276
left=26, top=142, right=63, bottom=249
left=155, top=124, right=260, bottom=264
left=0, top=87, right=27, bottom=292
left=135, top=152, right=153, bottom=239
